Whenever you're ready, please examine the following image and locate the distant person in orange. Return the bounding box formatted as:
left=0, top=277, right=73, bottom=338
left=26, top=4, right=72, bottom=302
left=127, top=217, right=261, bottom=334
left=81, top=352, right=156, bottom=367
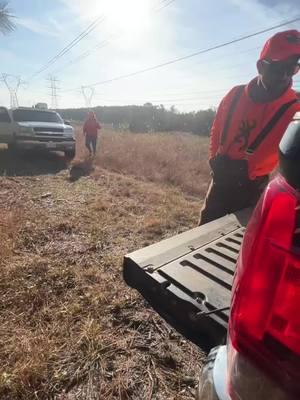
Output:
left=83, top=111, right=101, bottom=157
left=199, top=30, right=300, bottom=225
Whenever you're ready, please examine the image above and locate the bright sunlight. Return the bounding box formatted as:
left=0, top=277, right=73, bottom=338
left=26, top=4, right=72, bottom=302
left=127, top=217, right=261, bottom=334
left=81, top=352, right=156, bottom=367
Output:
left=97, top=0, right=152, bottom=37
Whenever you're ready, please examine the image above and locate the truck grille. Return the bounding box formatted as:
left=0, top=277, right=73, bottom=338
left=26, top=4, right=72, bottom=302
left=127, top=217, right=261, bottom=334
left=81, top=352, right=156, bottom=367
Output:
left=17, top=135, right=74, bottom=142
left=34, top=137, right=74, bottom=142
left=33, top=127, right=64, bottom=133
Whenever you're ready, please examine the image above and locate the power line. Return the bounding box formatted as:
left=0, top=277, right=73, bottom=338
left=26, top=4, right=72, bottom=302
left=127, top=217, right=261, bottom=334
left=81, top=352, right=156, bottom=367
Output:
left=96, top=46, right=257, bottom=95
left=47, top=0, right=177, bottom=78
left=92, top=95, right=221, bottom=103
left=156, top=0, right=176, bottom=12
left=99, top=88, right=229, bottom=99
left=28, top=14, right=106, bottom=81
left=46, top=75, right=60, bottom=109
left=193, top=45, right=260, bottom=68
left=156, top=0, right=173, bottom=6
left=52, top=35, right=117, bottom=76
left=81, top=86, right=95, bottom=107
left=20, top=86, right=230, bottom=101
left=89, top=68, right=300, bottom=104
left=73, top=52, right=259, bottom=100
left=91, top=90, right=227, bottom=103
left=65, top=15, right=300, bottom=91
left=1, top=73, right=25, bottom=108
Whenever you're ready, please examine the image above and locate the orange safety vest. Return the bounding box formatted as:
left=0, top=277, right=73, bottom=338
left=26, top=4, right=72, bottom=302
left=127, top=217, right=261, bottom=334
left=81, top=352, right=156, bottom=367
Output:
left=210, top=79, right=300, bottom=179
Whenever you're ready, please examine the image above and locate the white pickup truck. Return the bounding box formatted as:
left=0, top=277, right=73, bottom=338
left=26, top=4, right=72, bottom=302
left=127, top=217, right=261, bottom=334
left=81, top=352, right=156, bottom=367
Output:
left=0, top=106, right=75, bottom=157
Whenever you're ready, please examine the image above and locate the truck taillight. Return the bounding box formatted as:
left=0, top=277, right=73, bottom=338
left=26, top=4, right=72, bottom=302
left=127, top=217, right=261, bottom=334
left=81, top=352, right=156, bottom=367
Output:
left=229, top=115, right=300, bottom=398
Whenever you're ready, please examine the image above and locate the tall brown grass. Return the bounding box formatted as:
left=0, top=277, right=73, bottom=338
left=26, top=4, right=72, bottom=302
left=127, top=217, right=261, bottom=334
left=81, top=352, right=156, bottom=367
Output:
left=0, top=167, right=202, bottom=399
left=0, top=209, right=19, bottom=264
left=75, top=127, right=210, bottom=197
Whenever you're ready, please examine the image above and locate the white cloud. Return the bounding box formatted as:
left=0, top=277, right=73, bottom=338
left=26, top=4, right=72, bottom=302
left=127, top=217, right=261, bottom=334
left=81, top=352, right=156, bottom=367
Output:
left=17, top=17, right=60, bottom=37
left=257, top=0, right=298, bottom=8
left=229, top=0, right=299, bottom=22
left=47, top=16, right=67, bottom=35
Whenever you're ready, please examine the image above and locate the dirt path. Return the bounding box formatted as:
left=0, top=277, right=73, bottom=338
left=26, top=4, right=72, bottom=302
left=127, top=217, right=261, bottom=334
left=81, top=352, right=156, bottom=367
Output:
left=0, top=150, right=205, bottom=399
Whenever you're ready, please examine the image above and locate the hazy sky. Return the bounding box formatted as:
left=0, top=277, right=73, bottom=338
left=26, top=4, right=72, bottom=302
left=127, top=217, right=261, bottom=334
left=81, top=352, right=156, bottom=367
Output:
left=0, top=0, right=299, bottom=111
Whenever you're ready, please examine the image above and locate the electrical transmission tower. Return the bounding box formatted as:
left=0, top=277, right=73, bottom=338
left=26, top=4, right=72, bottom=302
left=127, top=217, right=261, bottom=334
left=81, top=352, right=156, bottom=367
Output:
left=47, top=75, right=60, bottom=109
left=1, top=73, right=24, bottom=108
left=81, top=86, right=95, bottom=108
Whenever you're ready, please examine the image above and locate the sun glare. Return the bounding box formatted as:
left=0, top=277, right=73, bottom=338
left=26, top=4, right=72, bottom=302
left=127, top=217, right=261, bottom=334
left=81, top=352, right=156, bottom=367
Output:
left=99, top=0, right=151, bottom=37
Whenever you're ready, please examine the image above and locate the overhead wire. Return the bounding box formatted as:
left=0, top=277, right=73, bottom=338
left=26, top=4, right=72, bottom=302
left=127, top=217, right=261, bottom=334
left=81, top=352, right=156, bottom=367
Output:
left=25, top=5, right=300, bottom=110
left=47, top=0, right=177, bottom=77
left=63, top=63, right=300, bottom=107
left=62, top=15, right=300, bottom=92
left=155, top=0, right=176, bottom=12
left=27, top=14, right=106, bottom=81
left=52, top=35, right=117, bottom=75
left=56, top=43, right=261, bottom=98
left=56, top=42, right=260, bottom=79
left=92, top=92, right=224, bottom=103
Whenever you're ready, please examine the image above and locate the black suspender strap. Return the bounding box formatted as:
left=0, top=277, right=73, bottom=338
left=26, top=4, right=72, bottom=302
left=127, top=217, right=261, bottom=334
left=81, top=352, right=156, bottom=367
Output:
left=220, top=85, right=245, bottom=146
left=246, top=98, right=298, bottom=155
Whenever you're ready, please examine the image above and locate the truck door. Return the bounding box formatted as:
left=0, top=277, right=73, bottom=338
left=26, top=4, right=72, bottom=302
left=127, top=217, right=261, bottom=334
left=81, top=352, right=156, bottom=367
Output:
left=0, top=107, right=13, bottom=143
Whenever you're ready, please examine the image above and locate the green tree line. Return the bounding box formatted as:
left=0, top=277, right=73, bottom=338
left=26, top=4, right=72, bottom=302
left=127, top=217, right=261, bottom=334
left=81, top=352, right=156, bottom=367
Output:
left=58, top=103, right=216, bottom=136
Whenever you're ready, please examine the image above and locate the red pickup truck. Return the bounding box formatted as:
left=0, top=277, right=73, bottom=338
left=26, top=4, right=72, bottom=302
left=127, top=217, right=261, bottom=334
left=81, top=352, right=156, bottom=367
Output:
left=123, top=112, right=300, bottom=399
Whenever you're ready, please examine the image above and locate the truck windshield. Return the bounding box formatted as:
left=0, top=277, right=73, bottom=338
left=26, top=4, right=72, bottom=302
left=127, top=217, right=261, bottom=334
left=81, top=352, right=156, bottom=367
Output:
left=13, top=110, right=63, bottom=123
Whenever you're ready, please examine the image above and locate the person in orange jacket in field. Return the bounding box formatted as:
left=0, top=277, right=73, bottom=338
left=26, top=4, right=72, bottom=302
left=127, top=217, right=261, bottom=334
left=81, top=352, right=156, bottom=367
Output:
left=83, top=111, right=101, bottom=157
left=199, top=30, right=300, bottom=225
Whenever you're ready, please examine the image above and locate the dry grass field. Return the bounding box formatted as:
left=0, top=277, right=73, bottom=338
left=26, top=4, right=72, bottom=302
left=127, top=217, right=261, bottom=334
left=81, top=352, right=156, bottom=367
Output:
left=0, top=128, right=210, bottom=399
left=75, top=126, right=210, bottom=197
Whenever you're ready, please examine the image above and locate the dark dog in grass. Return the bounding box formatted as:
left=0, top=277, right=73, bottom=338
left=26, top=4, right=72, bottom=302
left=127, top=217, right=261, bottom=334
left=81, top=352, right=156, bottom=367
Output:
left=69, top=157, right=95, bottom=181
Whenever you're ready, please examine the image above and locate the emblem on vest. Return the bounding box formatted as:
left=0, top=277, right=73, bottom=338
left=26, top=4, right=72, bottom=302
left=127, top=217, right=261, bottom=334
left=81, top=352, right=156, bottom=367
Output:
left=234, top=120, right=257, bottom=151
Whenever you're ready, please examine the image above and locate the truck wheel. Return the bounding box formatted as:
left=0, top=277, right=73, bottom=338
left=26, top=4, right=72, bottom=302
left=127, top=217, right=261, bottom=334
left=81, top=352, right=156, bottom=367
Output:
left=64, top=149, right=75, bottom=159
